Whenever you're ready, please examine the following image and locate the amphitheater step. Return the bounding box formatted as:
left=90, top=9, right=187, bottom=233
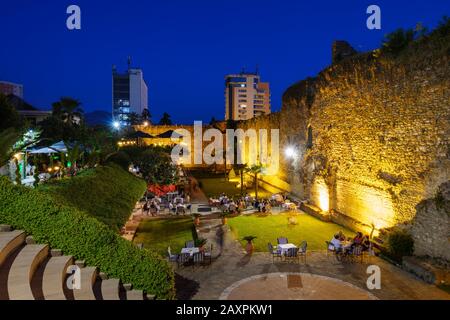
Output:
left=0, top=225, right=12, bottom=232
left=42, top=255, right=74, bottom=300
left=73, top=267, right=98, bottom=300
left=7, top=244, right=49, bottom=300
left=126, top=289, right=145, bottom=300
left=101, top=278, right=123, bottom=300
left=0, top=230, right=26, bottom=267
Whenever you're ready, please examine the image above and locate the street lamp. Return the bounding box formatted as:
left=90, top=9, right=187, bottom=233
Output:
left=113, top=121, right=120, bottom=130
left=284, top=146, right=296, bottom=159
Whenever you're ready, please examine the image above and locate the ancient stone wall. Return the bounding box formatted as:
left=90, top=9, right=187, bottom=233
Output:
left=236, top=35, right=450, bottom=259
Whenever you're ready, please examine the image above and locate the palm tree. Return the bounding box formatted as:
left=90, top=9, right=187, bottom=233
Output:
left=52, top=97, right=83, bottom=124
left=233, top=163, right=248, bottom=195
left=245, top=164, right=263, bottom=201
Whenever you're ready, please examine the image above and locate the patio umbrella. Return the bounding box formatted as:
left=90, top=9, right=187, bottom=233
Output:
left=157, top=130, right=183, bottom=139
left=29, top=147, right=60, bottom=154
left=126, top=131, right=154, bottom=139
left=49, top=141, right=68, bottom=153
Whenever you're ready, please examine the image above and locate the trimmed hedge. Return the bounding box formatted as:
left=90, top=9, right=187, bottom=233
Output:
left=39, top=164, right=146, bottom=230
left=0, top=176, right=175, bottom=299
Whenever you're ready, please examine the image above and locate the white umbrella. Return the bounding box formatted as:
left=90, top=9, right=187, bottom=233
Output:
left=49, top=141, right=68, bottom=153
left=29, top=147, right=60, bottom=154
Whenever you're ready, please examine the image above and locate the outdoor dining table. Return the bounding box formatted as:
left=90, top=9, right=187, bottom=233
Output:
left=277, top=243, right=297, bottom=255
left=181, top=247, right=200, bottom=256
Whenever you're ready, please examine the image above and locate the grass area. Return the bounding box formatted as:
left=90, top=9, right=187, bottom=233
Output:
left=133, top=218, right=195, bottom=256
left=39, top=164, right=147, bottom=230
left=192, top=171, right=272, bottom=199
left=228, top=213, right=353, bottom=252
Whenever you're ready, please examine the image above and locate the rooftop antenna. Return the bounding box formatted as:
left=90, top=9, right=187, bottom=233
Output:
left=241, top=66, right=246, bottom=74
left=112, top=64, right=117, bottom=73
left=255, top=64, right=259, bottom=75
left=127, top=56, right=131, bottom=70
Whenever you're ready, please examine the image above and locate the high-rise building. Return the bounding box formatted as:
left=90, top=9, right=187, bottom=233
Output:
left=112, top=64, right=148, bottom=126
left=225, top=72, right=270, bottom=121
left=0, top=81, right=24, bottom=99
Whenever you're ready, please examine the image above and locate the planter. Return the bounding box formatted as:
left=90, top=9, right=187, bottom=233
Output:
left=222, top=217, right=228, bottom=225
left=245, top=241, right=254, bottom=254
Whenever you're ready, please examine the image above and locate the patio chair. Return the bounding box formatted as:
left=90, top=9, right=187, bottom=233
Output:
left=325, top=241, right=335, bottom=256
left=192, top=252, right=205, bottom=269
left=284, top=247, right=300, bottom=263
left=298, top=241, right=308, bottom=263
left=351, top=245, right=364, bottom=263
left=167, top=246, right=178, bottom=263
left=185, top=240, right=195, bottom=248
left=204, top=244, right=213, bottom=265
left=277, top=237, right=288, bottom=245
left=267, top=242, right=282, bottom=262
left=177, top=253, right=191, bottom=268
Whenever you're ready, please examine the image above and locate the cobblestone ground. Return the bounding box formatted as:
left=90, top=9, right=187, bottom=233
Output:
left=175, top=218, right=450, bottom=300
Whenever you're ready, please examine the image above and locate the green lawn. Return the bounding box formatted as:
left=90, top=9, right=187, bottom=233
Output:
left=133, top=218, right=195, bottom=256
left=192, top=172, right=272, bottom=199
left=228, top=213, right=353, bottom=252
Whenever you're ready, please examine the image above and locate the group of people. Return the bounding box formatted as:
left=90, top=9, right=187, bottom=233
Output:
left=142, top=191, right=191, bottom=216
left=209, top=193, right=283, bottom=214
left=329, top=231, right=371, bottom=254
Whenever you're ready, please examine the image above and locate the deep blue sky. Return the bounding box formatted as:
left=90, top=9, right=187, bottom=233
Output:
left=1, top=1, right=448, bottom=124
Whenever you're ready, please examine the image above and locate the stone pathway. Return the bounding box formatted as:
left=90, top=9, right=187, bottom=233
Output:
left=176, top=219, right=450, bottom=300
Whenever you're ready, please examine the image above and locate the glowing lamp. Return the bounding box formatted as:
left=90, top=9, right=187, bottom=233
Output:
left=284, top=146, right=296, bottom=159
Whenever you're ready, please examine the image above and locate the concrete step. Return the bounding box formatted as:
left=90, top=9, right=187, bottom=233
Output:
left=73, top=267, right=98, bottom=300
left=7, top=244, right=49, bottom=300
left=0, top=225, right=12, bottom=232
left=42, top=255, right=74, bottom=300
left=0, top=230, right=26, bottom=267
left=101, top=278, right=122, bottom=300
left=126, top=289, right=145, bottom=300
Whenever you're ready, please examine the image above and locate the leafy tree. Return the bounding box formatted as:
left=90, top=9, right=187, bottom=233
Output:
left=209, top=117, right=218, bottom=125
left=382, top=28, right=415, bottom=54
left=14, top=158, right=21, bottom=185
left=141, top=108, right=152, bottom=123
left=0, top=93, right=22, bottom=131
left=52, top=97, right=83, bottom=124
left=136, top=149, right=178, bottom=185
left=0, top=128, right=21, bottom=167
left=158, top=112, right=172, bottom=125
left=128, top=112, right=141, bottom=125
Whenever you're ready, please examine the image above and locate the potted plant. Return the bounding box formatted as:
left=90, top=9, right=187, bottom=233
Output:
left=195, top=238, right=207, bottom=252
left=220, top=212, right=230, bottom=225
left=243, top=236, right=257, bottom=254
left=193, top=213, right=201, bottom=226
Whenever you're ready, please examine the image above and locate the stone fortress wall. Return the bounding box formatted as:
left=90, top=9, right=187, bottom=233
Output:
left=237, top=36, right=450, bottom=260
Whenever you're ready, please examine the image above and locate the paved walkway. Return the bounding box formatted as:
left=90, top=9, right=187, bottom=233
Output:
left=175, top=218, right=450, bottom=300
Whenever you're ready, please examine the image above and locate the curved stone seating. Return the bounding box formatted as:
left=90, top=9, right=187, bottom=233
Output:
left=0, top=230, right=26, bottom=267
left=0, top=227, right=153, bottom=301
left=73, top=267, right=98, bottom=300
left=8, top=244, right=49, bottom=300
left=42, top=255, right=74, bottom=300
left=126, top=289, right=145, bottom=300
left=101, top=278, right=122, bottom=300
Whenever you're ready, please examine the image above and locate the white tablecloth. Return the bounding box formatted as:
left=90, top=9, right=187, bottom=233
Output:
left=277, top=243, right=297, bottom=254
left=181, top=247, right=199, bottom=256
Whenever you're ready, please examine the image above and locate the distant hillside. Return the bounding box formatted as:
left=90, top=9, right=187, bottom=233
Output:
left=84, top=110, right=112, bottom=126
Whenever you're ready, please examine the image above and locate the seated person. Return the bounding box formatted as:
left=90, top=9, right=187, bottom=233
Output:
left=353, top=232, right=364, bottom=245
left=337, top=231, right=346, bottom=241
left=330, top=234, right=342, bottom=252
left=361, top=235, right=371, bottom=251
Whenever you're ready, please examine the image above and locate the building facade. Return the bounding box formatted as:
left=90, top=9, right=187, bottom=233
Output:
left=112, top=66, right=148, bottom=126
left=225, top=72, right=270, bottom=121
left=0, top=81, right=24, bottom=99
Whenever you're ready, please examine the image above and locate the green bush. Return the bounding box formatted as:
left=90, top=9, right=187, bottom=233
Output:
left=387, top=229, right=414, bottom=261
left=0, top=176, right=174, bottom=299
left=105, top=151, right=132, bottom=171
left=39, top=164, right=146, bottom=230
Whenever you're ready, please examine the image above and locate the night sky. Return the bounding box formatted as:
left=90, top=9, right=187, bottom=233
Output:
left=1, top=0, right=448, bottom=124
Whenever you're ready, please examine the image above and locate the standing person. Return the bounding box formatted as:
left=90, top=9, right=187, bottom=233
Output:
left=143, top=201, right=150, bottom=216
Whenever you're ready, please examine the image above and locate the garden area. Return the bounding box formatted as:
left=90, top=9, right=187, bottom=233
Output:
left=227, top=213, right=353, bottom=252
left=133, top=218, right=195, bottom=256
left=191, top=171, right=271, bottom=199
